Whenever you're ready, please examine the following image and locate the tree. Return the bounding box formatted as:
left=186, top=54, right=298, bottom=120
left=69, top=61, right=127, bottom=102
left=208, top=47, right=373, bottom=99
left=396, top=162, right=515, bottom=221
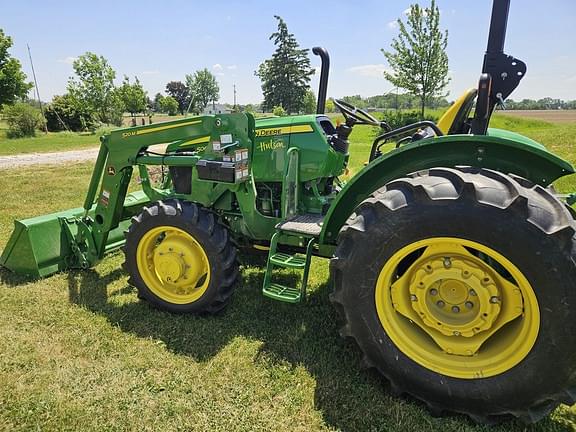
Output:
left=0, top=29, right=32, bottom=105
left=256, top=16, right=314, bottom=114
left=272, top=105, right=287, bottom=117
left=118, top=75, right=147, bottom=116
left=303, top=90, right=316, bottom=114
left=2, top=102, right=45, bottom=138
left=151, top=93, right=164, bottom=112
left=159, top=96, right=179, bottom=116
left=186, top=69, right=219, bottom=113
left=382, top=0, right=450, bottom=119
left=165, top=81, right=190, bottom=115
left=325, top=98, right=336, bottom=113
left=67, top=52, right=124, bottom=125
left=45, top=93, right=95, bottom=131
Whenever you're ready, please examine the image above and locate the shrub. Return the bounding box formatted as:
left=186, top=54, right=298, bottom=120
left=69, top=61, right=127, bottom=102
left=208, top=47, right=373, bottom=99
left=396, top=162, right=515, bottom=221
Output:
left=45, top=94, right=96, bottom=132
left=159, top=96, right=179, bottom=116
left=2, top=102, right=45, bottom=138
left=381, top=110, right=439, bottom=130
left=272, top=105, right=287, bottom=117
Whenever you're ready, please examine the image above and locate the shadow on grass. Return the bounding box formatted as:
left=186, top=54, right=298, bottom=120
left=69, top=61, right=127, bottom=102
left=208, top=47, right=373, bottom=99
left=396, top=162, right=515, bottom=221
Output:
left=63, top=264, right=573, bottom=432
left=0, top=267, right=36, bottom=287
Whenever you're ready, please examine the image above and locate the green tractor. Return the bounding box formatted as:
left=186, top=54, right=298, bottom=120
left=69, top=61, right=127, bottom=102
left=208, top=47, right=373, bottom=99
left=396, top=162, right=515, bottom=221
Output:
left=3, top=0, right=576, bottom=424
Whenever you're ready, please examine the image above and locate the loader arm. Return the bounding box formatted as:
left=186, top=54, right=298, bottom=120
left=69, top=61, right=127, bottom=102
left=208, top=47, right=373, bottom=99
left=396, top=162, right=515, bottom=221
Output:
left=1, top=114, right=255, bottom=277
left=86, top=117, right=216, bottom=262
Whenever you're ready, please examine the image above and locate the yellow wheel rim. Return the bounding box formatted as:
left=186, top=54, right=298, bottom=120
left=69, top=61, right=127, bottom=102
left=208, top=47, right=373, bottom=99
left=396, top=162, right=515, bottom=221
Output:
left=375, top=237, right=540, bottom=379
left=136, top=226, right=211, bottom=304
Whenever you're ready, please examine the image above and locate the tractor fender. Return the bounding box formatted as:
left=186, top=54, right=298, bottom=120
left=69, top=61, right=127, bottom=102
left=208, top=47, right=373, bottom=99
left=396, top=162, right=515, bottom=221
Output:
left=319, top=131, right=574, bottom=244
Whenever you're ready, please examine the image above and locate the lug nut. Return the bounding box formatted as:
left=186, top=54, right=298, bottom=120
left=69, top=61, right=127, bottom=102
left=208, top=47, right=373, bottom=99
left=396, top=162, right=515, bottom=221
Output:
left=443, top=257, right=452, bottom=268
left=410, top=294, right=418, bottom=302
left=453, top=331, right=461, bottom=336
left=465, top=301, right=474, bottom=309
left=469, top=289, right=477, bottom=296
left=490, top=296, right=500, bottom=304
left=429, top=288, right=438, bottom=296
left=452, top=306, right=460, bottom=313
left=436, top=300, right=445, bottom=308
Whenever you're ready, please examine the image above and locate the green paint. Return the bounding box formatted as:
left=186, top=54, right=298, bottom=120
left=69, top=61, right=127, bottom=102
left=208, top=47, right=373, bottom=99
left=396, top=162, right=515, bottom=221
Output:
left=1, top=111, right=574, bottom=277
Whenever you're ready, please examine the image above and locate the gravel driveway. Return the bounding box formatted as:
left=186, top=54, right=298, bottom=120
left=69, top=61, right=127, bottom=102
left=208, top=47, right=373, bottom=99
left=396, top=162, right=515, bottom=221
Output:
left=0, top=148, right=100, bottom=169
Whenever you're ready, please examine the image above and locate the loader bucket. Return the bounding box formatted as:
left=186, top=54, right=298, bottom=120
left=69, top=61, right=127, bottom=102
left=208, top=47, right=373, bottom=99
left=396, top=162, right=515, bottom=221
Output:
left=0, top=191, right=149, bottom=278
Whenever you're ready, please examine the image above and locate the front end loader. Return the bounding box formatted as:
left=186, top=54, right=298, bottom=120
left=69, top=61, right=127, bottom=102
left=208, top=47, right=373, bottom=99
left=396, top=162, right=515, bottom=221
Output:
left=3, top=0, right=576, bottom=424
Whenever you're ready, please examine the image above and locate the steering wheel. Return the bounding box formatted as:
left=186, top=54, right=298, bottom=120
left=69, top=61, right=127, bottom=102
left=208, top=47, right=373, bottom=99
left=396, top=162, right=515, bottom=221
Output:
left=334, top=99, right=383, bottom=127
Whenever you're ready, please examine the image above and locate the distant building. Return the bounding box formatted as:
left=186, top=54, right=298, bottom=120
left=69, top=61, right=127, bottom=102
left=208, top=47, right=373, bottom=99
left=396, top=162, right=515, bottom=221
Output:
left=203, top=103, right=231, bottom=115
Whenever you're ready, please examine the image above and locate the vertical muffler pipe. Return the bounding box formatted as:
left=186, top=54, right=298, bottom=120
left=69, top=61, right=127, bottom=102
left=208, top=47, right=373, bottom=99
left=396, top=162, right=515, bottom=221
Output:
left=312, top=47, right=330, bottom=114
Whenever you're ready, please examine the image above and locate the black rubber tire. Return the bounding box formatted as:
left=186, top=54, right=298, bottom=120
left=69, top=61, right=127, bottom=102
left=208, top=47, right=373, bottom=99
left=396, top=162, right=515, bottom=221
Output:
left=330, top=167, right=576, bottom=424
left=123, top=199, right=238, bottom=314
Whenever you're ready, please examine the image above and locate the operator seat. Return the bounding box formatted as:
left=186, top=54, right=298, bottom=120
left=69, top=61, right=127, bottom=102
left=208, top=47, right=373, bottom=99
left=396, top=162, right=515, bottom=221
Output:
left=437, top=88, right=477, bottom=135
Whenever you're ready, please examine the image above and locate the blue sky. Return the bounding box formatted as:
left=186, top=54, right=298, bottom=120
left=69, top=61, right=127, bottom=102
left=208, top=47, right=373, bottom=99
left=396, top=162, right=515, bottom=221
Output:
left=3, top=0, right=575, bottom=105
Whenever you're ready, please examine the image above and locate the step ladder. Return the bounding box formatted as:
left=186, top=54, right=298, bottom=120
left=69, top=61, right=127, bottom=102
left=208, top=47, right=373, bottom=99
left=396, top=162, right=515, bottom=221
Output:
left=262, top=213, right=323, bottom=303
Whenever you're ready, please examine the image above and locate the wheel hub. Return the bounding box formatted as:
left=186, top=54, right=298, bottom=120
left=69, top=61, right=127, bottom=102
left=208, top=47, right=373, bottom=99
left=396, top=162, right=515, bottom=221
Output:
left=136, top=226, right=210, bottom=303
left=409, top=255, right=500, bottom=337
left=388, top=240, right=526, bottom=357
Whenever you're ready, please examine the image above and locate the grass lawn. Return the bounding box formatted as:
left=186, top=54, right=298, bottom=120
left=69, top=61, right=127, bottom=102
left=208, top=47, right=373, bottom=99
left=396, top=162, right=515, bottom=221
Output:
left=1, top=114, right=576, bottom=431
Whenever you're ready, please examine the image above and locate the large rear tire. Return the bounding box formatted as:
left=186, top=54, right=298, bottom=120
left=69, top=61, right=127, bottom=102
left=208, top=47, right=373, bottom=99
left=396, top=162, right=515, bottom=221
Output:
left=330, top=167, right=576, bottom=423
left=124, top=200, right=238, bottom=314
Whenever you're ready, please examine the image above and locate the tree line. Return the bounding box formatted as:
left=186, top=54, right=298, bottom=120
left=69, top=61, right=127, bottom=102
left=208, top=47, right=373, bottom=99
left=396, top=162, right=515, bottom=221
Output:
left=2, top=4, right=576, bottom=138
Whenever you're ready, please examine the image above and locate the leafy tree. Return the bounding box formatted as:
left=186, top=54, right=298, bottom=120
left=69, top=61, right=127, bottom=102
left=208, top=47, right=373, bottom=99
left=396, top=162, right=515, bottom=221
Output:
left=0, top=29, right=32, bottom=105
left=151, top=93, right=164, bottom=112
left=2, top=102, right=45, bottom=138
left=272, top=105, right=287, bottom=116
left=256, top=16, right=314, bottom=114
left=165, top=81, right=190, bottom=114
left=342, top=95, right=367, bottom=109
left=186, top=69, right=219, bottom=113
left=303, top=90, right=316, bottom=114
left=159, top=95, right=179, bottom=116
left=118, top=76, right=147, bottom=116
left=45, top=93, right=95, bottom=131
left=67, top=52, right=124, bottom=125
left=325, top=98, right=336, bottom=113
left=382, top=0, right=450, bottom=119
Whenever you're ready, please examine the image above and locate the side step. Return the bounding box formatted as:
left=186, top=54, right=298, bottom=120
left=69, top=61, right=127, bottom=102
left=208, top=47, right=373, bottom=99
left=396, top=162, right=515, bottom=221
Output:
left=262, top=214, right=322, bottom=303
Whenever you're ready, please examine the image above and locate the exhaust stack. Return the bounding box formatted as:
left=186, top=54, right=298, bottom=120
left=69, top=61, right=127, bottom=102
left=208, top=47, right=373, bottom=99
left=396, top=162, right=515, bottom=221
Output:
left=312, top=47, right=330, bottom=114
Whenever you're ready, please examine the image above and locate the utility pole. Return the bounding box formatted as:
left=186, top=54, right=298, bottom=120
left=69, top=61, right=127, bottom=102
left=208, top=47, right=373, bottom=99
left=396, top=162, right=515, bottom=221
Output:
left=233, top=84, right=237, bottom=110
left=27, top=44, right=48, bottom=134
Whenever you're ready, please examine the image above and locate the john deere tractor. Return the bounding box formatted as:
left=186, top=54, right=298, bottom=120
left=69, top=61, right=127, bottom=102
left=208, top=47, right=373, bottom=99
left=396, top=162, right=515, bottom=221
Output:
left=2, top=0, right=576, bottom=424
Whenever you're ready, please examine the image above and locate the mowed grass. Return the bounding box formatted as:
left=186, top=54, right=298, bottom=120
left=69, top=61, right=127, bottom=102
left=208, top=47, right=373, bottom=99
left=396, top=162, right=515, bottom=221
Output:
left=0, top=115, right=186, bottom=156
left=1, top=115, right=576, bottom=431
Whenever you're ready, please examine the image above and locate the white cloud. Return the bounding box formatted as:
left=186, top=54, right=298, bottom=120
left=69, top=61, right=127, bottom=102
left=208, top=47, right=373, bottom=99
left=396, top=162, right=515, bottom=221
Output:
left=347, top=64, right=389, bottom=78
left=212, top=63, right=223, bottom=71
left=387, top=20, right=398, bottom=30
left=142, top=70, right=159, bottom=75
left=226, top=64, right=237, bottom=70
left=58, top=56, right=77, bottom=65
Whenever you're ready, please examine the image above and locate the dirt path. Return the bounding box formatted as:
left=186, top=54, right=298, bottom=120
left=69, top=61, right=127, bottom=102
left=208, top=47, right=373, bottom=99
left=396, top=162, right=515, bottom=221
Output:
left=0, top=148, right=100, bottom=169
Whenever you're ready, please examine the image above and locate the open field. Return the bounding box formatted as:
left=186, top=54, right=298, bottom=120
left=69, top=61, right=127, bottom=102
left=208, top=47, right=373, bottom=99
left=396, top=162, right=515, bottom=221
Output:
left=496, top=110, right=576, bottom=123
left=0, top=116, right=576, bottom=431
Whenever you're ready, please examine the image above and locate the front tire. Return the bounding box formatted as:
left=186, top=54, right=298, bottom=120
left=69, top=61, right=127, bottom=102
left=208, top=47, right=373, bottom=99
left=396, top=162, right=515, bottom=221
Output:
left=330, top=167, right=576, bottom=423
left=124, top=200, right=238, bottom=314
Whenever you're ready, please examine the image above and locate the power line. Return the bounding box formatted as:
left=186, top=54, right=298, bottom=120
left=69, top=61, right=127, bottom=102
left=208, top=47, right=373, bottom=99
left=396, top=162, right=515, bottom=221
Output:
left=26, top=44, right=48, bottom=134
